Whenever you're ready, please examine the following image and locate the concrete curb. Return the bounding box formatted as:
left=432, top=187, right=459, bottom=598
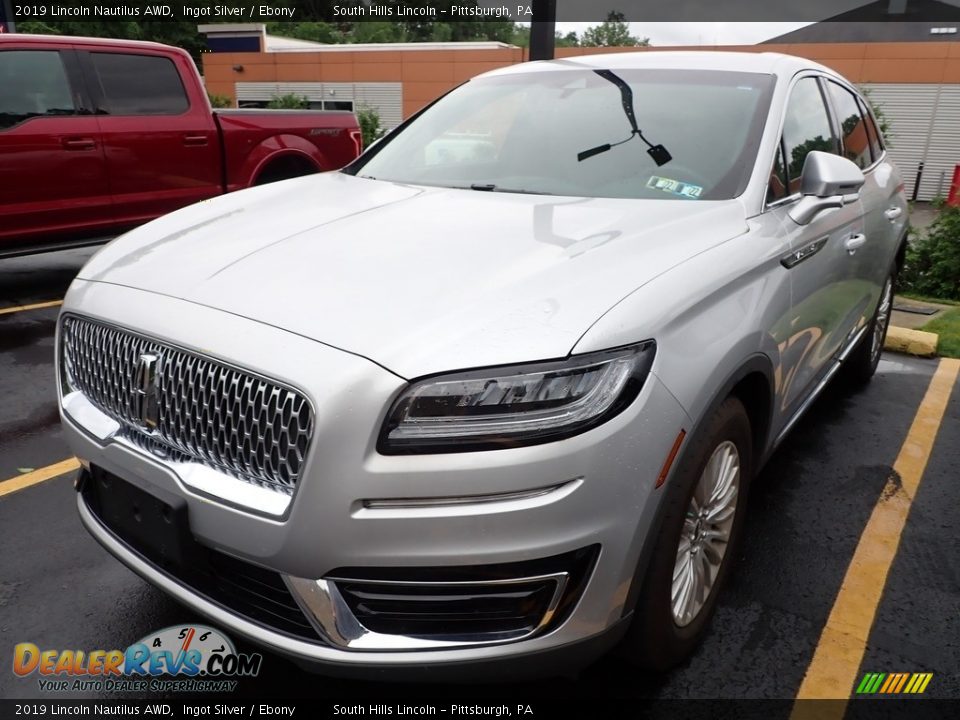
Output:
left=884, top=326, right=939, bottom=358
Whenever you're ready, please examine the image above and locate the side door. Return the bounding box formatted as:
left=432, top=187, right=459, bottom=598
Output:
left=823, top=79, right=907, bottom=325
left=764, top=75, right=867, bottom=415
left=79, top=48, right=221, bottom=226
left=0, top=47, right=111, bottom=251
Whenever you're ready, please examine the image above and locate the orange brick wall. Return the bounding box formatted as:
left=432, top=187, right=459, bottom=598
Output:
left=202, top=46, right=524, bottom=116
left=202, top=42, right=960, bottom=117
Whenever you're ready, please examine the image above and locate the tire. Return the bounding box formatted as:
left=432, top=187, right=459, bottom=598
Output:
left=846, top=268, right=895, bottom=384
left=620, top=396, right=753, bottom=670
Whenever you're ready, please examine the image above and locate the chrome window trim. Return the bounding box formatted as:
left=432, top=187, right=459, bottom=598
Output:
left=760, top=70, right=888, bottom=215
left=821, top=77, right=885, bottom=175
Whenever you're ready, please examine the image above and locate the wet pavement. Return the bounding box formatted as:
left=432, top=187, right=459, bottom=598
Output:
left=1, top=249, right=958, bottom=702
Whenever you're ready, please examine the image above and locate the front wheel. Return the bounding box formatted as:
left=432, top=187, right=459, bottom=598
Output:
left=846, top=269, right=895, bottom=384
left=620, top=396, right=752, bottom=670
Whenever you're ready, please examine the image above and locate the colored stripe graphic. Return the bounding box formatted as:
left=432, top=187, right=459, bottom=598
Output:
left=856, top=672, right=932, bottom=694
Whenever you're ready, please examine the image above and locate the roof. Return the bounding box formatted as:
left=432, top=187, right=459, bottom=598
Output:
left=763, top=0, right=960, bottom=42
left=765, top=21, right=960, bottom=43
left=264, top=40, right=517, bottom=54
left=483, top=51, right=830, bottom=78
left=0, top=34, right=173, bottom=51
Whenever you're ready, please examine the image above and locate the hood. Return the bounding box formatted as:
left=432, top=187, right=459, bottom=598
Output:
left=80, top=173, right=748, bottom=379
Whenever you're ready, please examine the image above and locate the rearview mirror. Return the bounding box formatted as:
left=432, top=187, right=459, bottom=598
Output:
left=789, top=151, right=865, bottom=225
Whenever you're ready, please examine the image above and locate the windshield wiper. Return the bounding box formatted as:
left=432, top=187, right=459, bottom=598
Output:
left=577, top=69, right=672, bottom=166
left=468, top=183, right=552, bottom=195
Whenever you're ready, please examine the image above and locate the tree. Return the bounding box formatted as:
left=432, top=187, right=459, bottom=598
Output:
left=511, top=26, right=579, bottom=48
left=356, top=104, right=386, bottom=150
left=860, top=86, right=892, bottom=144
left=267, top=94, right=309, bottom=109
left=580, top=12, right=649, bottom=48
left=207, top=92, right=233, bottom=109
left=900, top=201, right=960, bottom=300
left=265, top=22, right=346, bottom=44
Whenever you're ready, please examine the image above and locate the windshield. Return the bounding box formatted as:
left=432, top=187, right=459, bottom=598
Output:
left=347, top=68, right=775, bottom=200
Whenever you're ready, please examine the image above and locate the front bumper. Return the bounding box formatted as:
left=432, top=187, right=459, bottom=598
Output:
left=60, top=280, right=691, bottom=671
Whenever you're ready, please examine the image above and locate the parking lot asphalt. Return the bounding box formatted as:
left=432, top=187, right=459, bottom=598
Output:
left=1, top=249, right=958, bottom=703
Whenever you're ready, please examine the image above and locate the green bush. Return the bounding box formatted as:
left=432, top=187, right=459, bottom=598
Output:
left=356, top=105, right=386, bottom=151
left=900, top=201, right=960, bottom=300
left=267, top=94, right=309, bottom=109
left=207, top=92, right=233, bottom=109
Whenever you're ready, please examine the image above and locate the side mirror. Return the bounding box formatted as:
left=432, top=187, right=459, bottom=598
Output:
left=789, top=151, right=865, bottom=225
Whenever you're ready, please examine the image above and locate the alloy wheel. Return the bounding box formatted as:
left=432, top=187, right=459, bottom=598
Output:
left=671, top=440, right=740, bottom=627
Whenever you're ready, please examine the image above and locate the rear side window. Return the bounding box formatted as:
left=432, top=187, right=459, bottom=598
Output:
left=91, top=52, right=188, bottom=115
left=826, top=81, right=872, bottom=169
left=0, top=50, right=76, bottom=130
left=781, top=77, right=836, bottom=194
left=857, top=95, right=885, bottom=161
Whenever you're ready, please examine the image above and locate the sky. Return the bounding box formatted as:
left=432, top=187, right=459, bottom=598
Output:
left=555, top=22, right=815, bottom=46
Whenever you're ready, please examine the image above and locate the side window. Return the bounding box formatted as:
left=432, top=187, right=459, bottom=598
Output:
left=857, top=95, right=884, bottom=161
left=781, top=77, right=836, bottom=195
left=91, top=53, right=188, bottom=115
left=0, top=50, right=76, bottom=130
left=767, top=138, right=789, bottom=203
left=826, top=81, right=871, bottom=169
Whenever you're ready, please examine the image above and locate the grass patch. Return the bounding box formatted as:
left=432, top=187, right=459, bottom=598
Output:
left=898, top=293, right=960, bottom=307
left=920, top=307, right=960, bottom=358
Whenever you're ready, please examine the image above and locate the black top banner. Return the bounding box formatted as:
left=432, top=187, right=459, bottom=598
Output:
left=6, top=0, right=960, bottom=24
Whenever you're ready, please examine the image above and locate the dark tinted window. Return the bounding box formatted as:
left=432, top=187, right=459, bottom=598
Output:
left=857, top=95, right=884, bottom=161
left=826, top=81, right=871, bottom=169
left=782, top=78, right=836, bottom=194
left=0, top=50, right=76, bottom=130
left=351, top=69, right=775, bottom=200
left=92, top=53, right=188, bottom=115
left=767, top=139, right=789, bottom=203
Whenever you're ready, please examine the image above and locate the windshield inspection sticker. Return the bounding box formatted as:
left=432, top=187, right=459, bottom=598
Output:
left=646, top=175, right=703, bottom=199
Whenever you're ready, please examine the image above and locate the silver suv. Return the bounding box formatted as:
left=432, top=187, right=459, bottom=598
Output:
left=58, top=51, right=908, bottom=675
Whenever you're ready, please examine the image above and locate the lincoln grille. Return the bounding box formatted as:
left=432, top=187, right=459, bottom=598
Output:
left=60, top=316, right=313, bottom=493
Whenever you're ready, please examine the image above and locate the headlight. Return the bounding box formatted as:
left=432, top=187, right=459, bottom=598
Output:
left=378, top=342, right=656, bottom=453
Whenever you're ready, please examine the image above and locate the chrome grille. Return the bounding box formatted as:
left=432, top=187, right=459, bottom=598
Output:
left=60, top=316, right=313, bottom=493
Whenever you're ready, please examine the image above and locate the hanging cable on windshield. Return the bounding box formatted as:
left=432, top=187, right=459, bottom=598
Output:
left=577, top=69, right=673, bottom=166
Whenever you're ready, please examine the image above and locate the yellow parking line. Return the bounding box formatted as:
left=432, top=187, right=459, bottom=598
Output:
left=0, top=458, right=80, bottom=498
left=792, top=358, right=960, bottom=714
left=0, top=300, right=63, bottom=317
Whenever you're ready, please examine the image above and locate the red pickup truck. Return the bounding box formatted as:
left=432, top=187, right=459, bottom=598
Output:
left=0, top=34, right=363, bottom=258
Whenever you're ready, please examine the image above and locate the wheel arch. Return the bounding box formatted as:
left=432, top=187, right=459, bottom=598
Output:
left=620, top=353, right=775, bottom=619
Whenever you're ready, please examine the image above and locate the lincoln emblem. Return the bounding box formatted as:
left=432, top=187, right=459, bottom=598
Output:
left=133, top=353, right=160, bottom=431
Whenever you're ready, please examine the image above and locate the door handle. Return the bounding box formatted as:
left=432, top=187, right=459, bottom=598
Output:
left=62, top=137, right=96, bottom=151
left=884, top=207, right=903, bottom=221
left=845, top=233, right=867, bottom=255
left=183, top=135, right=209, bottom=147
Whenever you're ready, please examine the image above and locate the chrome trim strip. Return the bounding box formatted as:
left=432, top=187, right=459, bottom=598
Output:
left=780, top=236, right=829, bottom=269
left=62, top=392, right=292, bottom=517
left=774, top=324, right=869, bottom=447
left=839, top=324, right=870, bottom=363
left=356, top=479, right=582, bottom=518
left=284, top=572, right=569, bottom=651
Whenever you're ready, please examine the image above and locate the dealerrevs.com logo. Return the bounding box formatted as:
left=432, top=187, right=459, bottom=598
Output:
left=13, top=625, right=262, bottom=693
